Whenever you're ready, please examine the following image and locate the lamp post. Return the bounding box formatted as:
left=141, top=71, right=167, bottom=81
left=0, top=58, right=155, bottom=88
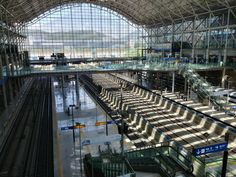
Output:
left=95, top=94, right=98, bottom=123
left=227, top=78, right=231, bottom=104
left=221, top=133, right=229, bottom=177
left=76, top=122, right=83, bottom=176
left=69, top=104, right=76, bottom=143
left=70, top=91, right=82, bottom=176
left=105, top=114, right=108, bottom=136
left=187, top=81, right=190, bottom=100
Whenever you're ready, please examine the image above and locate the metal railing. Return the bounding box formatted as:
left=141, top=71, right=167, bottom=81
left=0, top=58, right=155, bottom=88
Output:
left=125, top=140, right=206, bottom=176
left=84, top=151, right=136, bottom=177
left=178, top=64, right=236, bottom=116
left=3, top=59, right=225, bottom=77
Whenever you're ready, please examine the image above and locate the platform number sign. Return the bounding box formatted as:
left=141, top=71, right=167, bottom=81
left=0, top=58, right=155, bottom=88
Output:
left=193, top=142, right=228, bottom=156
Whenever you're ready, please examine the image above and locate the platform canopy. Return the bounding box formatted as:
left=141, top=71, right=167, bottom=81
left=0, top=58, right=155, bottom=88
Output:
left=1, top=0, right=236, bottom=27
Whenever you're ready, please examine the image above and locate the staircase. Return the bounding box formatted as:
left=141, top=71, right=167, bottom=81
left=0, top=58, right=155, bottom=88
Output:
left=83, top=152, right=136, bottom=177
left=125, top=144, right=196, bottom=177
left=178, top=65, right=235, bottom=116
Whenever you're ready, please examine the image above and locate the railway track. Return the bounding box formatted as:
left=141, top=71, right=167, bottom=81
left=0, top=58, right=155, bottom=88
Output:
left=0, top=77, right=53, bottom=177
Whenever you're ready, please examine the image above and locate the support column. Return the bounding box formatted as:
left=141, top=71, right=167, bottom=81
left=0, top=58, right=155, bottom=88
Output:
left=224, top=9, right=230, bottom=65
left=14, top=54, right=19, bottom=75
left=206, top=13, right=211, bottom=64
left=2, top=83, right=8, bottom=108
left=187, top=84, right=190, bottom=99
left=5, top=55, right=13, bottom=102
left=19, top=77, right=23, bottom=87
left=0, top=55, right=8, bottom=108
left=172, top=72, right=175, bottom=93
left=5, top=54, right=10, bottom=76
left=9, top=54, right=15, bottom=76
left=223, top=48, right=228, bottom=64
left=21, top=53, right=24, bottom=67
left=222, top=68, right=226, bottom=88
left=218, top=50, right=222, bottom=63
left=221, top=133, right=229, bottom=177
left=191, top=48, right=195, bottom=61
left=196, top=56, right=199, bottom=64
left=221, top=10, right=230, bottom=88
left=134, top=72, right=138, bottom=81
left=75, top=73, right=81, bottom=106
left=171, top=23, right=175, bottom=57
left=138, top=72, right=142, bottom=85
left=16, top=78, right=21, bottom=93
left=206, top=49, right=210, bottom=64
left=191, top=18, right=196, bottom=60
left=184, top=78, right=187, bottom=94
left=8, top=79, right=14, bottom=103
left=19, top=52, right=23, bottom=67
left=14, top=78, right=19, bottom=96
left=61, top=75, right=67, bottom=112
left=180, top=33, right=183, bottom=57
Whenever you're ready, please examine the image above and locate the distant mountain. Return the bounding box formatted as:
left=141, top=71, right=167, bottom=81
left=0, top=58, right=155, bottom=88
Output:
left=27, top=29, right=108, bottom=40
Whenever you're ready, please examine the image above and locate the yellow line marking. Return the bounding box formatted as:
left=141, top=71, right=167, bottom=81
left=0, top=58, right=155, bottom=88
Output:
left=57, top=130, right=64, bottom=177
left=207, top=159, right=236, bottom=167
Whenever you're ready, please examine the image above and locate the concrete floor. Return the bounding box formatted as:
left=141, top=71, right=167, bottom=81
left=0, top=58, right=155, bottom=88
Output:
left=53, top=80, right=137, bottom=177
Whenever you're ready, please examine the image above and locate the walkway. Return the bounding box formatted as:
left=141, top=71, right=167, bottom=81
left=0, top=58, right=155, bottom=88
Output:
left=53, top=78, right=135, bottom=177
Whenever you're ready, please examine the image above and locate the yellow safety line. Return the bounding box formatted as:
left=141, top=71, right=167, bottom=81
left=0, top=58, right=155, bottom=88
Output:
left=229, top=160, right=236, bottom=165
left=57, top=130, right=64, bottom=177
left=206, top=159, right=236, bottom=167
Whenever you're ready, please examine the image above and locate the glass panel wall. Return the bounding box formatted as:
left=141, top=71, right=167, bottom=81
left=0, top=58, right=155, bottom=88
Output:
left=24, top=3, right=146, bottom=59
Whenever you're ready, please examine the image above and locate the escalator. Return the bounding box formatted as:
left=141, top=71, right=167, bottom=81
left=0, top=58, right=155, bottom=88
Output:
left=83, top=147, right=192, bottom=177
left=125, top=144, right=195, bottom=177
left=178, top=65, right=235, bottom=116
left=83, top=152, right=136, bottom=177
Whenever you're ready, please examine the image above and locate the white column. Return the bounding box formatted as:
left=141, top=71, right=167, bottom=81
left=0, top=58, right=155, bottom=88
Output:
left=222, top=68, right=226, bottom=88
left=75, top=73, right=81, bottom=106
left=172, top=72, right=175, bottom=93
left=9, top=54, right=15, bottom=76
left=61, top=75, right=67, bottom=112
left=206, top=49, right=209, bottom=64
left=224, top=9, right=230, bottom=65
left=191, top=19, right=196, bottom=60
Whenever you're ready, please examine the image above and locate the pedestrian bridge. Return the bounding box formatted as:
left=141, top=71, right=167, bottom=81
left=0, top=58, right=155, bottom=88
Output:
left=3, top=62, right=224, bottom=77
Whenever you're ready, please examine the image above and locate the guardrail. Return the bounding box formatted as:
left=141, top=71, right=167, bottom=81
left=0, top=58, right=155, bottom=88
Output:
left=178, top=64, right=236, bottom=117
left=84, top=152, right=136, bottom=177
left=3, top=61, right=224, bottom=77
left=125, top=140, right=206, bottom=177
